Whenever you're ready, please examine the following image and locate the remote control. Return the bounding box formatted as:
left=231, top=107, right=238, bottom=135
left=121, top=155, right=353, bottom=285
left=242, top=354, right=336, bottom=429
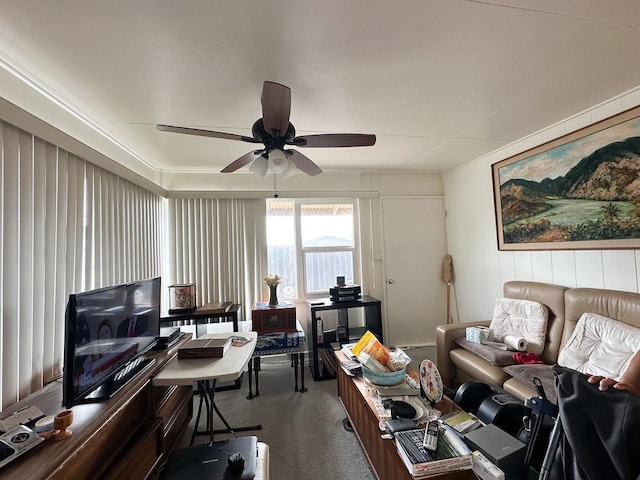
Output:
left=423, top=420, right=439, bottom=451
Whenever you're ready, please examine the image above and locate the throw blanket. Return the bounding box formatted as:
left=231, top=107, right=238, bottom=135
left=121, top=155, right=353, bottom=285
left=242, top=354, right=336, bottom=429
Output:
left=512, top=352, right=544, bottom=365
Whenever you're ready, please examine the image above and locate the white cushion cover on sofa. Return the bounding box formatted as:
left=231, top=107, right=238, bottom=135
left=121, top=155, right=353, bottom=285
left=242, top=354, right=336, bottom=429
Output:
left=489, top=298, right=548, bottom=355
left=558, top=312, right=640, bottom=380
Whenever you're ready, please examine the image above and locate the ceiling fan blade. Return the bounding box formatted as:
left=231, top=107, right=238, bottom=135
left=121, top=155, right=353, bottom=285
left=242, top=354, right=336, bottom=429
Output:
left=221, top=151, right=262, bottom=173
left=287, top=150, right=323, bottom=176
left=291, top=133, right=376, bottom=148
left=261, top=81, right=291, bottom=136
left=157, top=124, right=258, bottom=143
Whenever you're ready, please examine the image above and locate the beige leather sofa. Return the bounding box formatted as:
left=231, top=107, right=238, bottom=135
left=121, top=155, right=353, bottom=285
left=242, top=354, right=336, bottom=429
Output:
left=436, top=281, right=640, bottom=401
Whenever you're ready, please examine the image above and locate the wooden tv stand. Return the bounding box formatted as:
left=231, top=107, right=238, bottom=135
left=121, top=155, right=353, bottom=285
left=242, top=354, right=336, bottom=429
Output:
left=0, top=334, right=193, bottom=480
left=335, top=351, right=475, bottom=480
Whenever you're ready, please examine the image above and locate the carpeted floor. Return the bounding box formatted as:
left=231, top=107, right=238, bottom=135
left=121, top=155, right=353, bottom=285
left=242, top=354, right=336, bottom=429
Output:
left=173, top=345, right=442, bottom=479
left=179, top=356, right=377, bottom=479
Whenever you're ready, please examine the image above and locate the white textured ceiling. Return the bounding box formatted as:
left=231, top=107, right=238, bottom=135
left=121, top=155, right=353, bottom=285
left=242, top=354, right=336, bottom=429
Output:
left=1, top=0, right=640, bottom=178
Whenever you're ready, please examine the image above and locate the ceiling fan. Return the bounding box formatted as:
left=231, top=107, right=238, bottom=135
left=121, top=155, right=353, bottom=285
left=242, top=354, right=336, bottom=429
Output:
left=157, top=81, right=376, bottom=177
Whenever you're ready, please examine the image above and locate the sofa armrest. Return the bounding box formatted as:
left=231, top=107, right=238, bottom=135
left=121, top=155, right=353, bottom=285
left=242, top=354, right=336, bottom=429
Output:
left=436, top=320, right=491, bottom=387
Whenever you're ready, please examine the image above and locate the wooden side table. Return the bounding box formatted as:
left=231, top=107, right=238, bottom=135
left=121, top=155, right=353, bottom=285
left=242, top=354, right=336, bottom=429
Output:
left=161, top=304, right=242, bottom=337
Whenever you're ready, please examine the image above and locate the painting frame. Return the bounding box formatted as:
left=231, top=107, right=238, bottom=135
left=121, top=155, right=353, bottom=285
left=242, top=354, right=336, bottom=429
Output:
left=492, top=105, right=640, bottom=251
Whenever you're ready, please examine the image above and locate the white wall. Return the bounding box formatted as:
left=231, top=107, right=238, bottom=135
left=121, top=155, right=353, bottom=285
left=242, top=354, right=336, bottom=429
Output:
left=443, top=87, right=640, bottom=324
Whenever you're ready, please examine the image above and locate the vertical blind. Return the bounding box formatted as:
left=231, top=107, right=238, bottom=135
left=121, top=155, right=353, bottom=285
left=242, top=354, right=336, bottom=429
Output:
left=0, top=120, right=163, bottom=410
left=167, top=198, right=267, bottom=319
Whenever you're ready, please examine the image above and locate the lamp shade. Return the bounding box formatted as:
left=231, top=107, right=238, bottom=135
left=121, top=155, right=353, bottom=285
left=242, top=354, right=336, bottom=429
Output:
left=249, top=157, right=269, bottom=178
left=268, top=149, right=289, bottom=174
left=281, top=160, right=299, bottom=178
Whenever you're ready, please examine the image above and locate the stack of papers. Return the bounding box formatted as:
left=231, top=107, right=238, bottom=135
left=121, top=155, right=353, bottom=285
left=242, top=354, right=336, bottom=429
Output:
left=341, top=343, right=357, bottom=359
left=394, top=428, right=473, bottom=478
left=340, top=359, right=362, bottom=376
left=440, top=409, right=483, bottom=434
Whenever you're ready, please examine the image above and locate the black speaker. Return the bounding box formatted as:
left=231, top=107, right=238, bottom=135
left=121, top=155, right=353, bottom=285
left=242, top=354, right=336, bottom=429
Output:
left=454, top=381, right=526, bottom=438
left=453, top=380, right=494, bottom=414
left=476, top=393, right=525, bottom=438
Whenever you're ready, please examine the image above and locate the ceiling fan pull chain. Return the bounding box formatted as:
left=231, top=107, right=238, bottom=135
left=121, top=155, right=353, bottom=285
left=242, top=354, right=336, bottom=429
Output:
left=272, top=172, right=279, bottom=198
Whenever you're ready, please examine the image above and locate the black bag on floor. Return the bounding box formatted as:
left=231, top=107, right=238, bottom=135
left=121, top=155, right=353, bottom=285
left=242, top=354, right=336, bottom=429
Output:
left=540, top=366, right=640, bottom=480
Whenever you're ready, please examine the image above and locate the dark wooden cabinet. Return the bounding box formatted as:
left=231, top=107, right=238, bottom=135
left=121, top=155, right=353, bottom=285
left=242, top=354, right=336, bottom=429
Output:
left=251, top=302, right=297, bottom=334
left=0, top=336, right=193, bottom=480
left=307, top=296, right=382, bottom=380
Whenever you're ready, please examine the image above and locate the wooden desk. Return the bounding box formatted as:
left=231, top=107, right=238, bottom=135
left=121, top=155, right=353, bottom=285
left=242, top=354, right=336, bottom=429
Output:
left=153, top=332, right=261, bottom=444
left=0, top=336, right=193, bottom=480
left=161, top=304, right=242, bottom=337
left=335, top=351, right=475, bottom=480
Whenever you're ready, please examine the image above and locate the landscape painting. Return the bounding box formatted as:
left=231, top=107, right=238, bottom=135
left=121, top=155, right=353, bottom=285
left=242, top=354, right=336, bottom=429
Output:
left=493, top=106, right=640, bottom=250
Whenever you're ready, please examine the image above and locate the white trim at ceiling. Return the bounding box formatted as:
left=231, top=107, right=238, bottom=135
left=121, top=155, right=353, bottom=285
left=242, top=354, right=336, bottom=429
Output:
left=166, top=190, right=379, bottom=199
left=0, top=96, right=167, bottom=197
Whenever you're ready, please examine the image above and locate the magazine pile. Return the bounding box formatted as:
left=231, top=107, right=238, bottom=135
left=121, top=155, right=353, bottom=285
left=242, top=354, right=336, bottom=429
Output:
left=394, top=423, right=473, bottom=478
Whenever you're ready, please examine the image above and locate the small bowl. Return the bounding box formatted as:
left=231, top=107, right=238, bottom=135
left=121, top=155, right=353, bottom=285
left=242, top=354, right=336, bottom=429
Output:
left=361, top=365, right=407, bottom=386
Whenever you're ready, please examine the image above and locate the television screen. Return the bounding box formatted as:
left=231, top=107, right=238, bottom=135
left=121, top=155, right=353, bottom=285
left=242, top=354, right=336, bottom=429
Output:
left=63, top=277, right=161, bottom=408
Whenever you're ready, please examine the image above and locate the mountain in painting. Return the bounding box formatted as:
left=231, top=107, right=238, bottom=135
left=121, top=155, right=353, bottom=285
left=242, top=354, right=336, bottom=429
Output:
left=500, top=136, right=640, bottom=225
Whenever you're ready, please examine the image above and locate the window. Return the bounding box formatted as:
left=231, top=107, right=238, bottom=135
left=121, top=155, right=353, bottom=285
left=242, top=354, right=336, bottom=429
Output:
left=266, top=200, right=359, bottom=299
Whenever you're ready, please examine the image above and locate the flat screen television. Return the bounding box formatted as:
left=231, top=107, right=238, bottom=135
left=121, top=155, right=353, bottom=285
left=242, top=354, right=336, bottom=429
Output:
left=62, top=277, right=161, bottom=408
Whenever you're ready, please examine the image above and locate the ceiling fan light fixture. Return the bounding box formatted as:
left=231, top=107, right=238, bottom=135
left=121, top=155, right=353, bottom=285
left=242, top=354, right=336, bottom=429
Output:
left=249, top=157, right=269, bottom=178
left=281, top=160, right=299, bottom=178
left=267, top=149, right=289, bottom=174
left=158, top=81, right=375, bottom=176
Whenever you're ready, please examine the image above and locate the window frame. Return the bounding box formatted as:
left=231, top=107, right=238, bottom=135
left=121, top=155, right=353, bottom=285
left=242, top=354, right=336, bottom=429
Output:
left=266, top=198, right=362, bottom=300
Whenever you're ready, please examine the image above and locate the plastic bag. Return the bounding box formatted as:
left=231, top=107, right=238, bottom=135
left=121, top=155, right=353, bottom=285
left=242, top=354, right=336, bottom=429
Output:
left=387, top=347, right=412, bottom=371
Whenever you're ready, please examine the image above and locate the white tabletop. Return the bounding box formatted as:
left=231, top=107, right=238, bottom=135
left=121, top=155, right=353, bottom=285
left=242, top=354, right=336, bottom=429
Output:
left=152, top=332, right=257, bottom=386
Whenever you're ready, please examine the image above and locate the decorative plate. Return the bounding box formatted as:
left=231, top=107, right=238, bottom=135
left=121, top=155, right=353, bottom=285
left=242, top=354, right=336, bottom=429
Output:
left=419, top=359, right=443, bottom=404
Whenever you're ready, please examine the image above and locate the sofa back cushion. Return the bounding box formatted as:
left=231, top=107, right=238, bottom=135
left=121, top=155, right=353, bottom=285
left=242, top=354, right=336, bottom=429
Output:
left=503, top=281, right=568, bottom=363
left=563, top=288, right=640, bottom=350
left=490, top=298, right=548, bottom=355
left=558, top=312, right=640, bottom=380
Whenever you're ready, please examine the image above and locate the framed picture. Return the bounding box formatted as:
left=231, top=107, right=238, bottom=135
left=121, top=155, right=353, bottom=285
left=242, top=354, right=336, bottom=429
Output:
left=492, top=106, right=640, bottom=251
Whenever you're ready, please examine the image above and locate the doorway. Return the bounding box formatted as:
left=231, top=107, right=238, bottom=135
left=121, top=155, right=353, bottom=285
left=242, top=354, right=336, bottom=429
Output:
left=381, top=197, right=447, bottom=347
